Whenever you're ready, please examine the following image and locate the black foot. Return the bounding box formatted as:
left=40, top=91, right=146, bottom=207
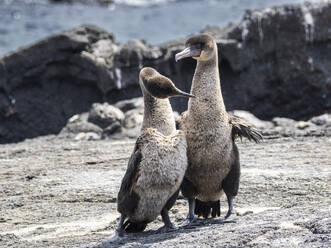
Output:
left=224, top=195, right=234, bottom=219
left=103, top=214, right=127, bottom=244
left=156, top=224, right=178, bottom=234
left=158, top=206, right=178, bottom=233
left=179, top=197, right=197, bottom=228
left=179, top=216, right=197, bottom=228
left=102, top=230, right=126, bottom=244
left=195, top=199, right=221, bottom=218
left=224, top=210, right=232, bottom=219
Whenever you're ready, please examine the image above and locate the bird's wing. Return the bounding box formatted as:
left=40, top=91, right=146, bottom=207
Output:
left=229, top=115, right=263, bottom=143
left=117, top=142, right=142, bottom=216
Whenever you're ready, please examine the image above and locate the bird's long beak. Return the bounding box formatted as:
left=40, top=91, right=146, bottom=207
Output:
left=176, top=90, right=196, bottom=98
left=175, top=47, right=201, bottom=62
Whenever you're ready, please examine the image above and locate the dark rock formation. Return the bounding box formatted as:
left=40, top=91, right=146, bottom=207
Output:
left=214, top=2, right=331, bottom=121
left=49, top=0, right=114, bottom=5
left=88, top=103, right=124, bottom=129
left=1, top=2, right=331, bottom=143
left=0, top=25, right=118, bottom=143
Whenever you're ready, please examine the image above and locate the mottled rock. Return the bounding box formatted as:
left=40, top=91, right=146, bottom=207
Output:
left=103, top=121, right=122, bottom=136
left=123, top=107, right=144, bottom=129
left=1, top=135, right=330, bottom=248
left=230, top=110, right=274, bottom=129
left=114, top=97, right=144, bottom=112
left=74, top=132, right=101, bottom=141
left=88, top=103, right=124, bottom=129
left=272, top=117, right=297, bottom=128
left=60, top=113, right=103, bottom=138
left=296, top=121, right=313, bottom=130
left=310, top=113, right=331, bottom=126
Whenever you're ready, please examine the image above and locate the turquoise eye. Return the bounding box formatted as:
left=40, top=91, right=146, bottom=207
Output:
left=196, top=43, right=202, bottom=49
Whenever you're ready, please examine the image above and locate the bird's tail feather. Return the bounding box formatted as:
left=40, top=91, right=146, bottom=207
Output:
left=195, top=199, right=221, bottom=218
left=123, top=220, right=148, bottom=233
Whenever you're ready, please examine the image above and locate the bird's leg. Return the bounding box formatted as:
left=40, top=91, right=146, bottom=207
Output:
left=104, top=214, right=127, bottom=243
left=224, top=194, right=234, bottom=219
left=116, top=214, right=127, bottom=235
left=222, top=144, right=240, bottom=219
left=179, top=198, right=196, bottom=227
left=156, top=207, right=178, bottom=233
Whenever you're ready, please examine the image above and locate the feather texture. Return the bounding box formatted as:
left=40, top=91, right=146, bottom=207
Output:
left=229, top=115, right=263, bottom=143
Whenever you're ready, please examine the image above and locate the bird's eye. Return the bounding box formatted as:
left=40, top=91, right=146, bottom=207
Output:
left=196, top=43, right=202, bottom=49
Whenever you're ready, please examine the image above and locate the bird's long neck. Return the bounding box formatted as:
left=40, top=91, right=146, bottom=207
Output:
left=140, top=84, right=176, bottom=136
left=188, top=50, right=228, bottom=122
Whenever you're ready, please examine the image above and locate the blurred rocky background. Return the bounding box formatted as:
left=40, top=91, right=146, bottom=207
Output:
left=0, top=1, right=330, bottom=143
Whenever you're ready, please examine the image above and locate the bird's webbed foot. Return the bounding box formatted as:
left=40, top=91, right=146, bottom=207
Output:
left=179, top=216, right=197, bottom=228
left=155, top=224, right=178, bottom=234
left=103, top=229, right=126, bottom=243
left=157, top=207, right=179, bottom=233
left=103, top=214, right=127, bottom=243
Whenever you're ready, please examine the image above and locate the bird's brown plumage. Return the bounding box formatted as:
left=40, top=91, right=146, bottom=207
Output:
left=116, top=67, right=191, bottom=233
left=176, top=34, right=262, bottom=219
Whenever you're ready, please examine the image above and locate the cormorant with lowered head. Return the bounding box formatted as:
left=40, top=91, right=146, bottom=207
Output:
left=110, top=67, right=195, bottom=241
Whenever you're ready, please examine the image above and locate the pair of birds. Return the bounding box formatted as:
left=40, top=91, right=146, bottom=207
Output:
left=112, top=34, right=262, bottom=240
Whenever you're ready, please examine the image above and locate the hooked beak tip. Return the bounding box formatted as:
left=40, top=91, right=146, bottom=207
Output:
left=177, top=90, right=195, bottom=98
left=175, top=46, right=201, bottom=62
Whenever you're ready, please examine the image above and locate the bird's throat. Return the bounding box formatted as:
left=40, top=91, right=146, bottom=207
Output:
left=188, top=57, right=226, bottom=117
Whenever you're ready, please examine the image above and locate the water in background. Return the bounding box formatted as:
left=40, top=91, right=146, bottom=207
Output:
left=0, top=0, right=322, bottom=55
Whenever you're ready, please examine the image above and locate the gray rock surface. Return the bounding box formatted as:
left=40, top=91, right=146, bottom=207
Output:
left=114, top=97, right=144, bottom=113
left=59, top=97, right=331, bottom=141
left=230, top=110, right=275, bottom=130
left=59, top=113, right=103, bottom=139
left=60, top=98, right=144, bottom=140
left=88, top=103, right=125, bottom=129
left=123, top=110, right=143, bottom=129
left=272, top=117, right=298, bottom=128
left=0, top=132, right=330, bottom=248
left=1, top=2, right=331, bottom=143
left=310, top=113, right=331, bottom=126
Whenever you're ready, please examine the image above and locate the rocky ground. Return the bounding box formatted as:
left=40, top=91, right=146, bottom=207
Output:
left=0, top=122, right=330, bottom=247
left=57, top=98, right=331, bottom=141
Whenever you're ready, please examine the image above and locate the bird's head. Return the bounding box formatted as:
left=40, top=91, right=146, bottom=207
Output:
left=175, top=34, right=216, bottom=62
left=139, top=67, right=195, bottom=99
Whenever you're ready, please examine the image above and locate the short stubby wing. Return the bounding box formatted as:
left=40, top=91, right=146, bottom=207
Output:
left=117, top=143, right=142, bottom=216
